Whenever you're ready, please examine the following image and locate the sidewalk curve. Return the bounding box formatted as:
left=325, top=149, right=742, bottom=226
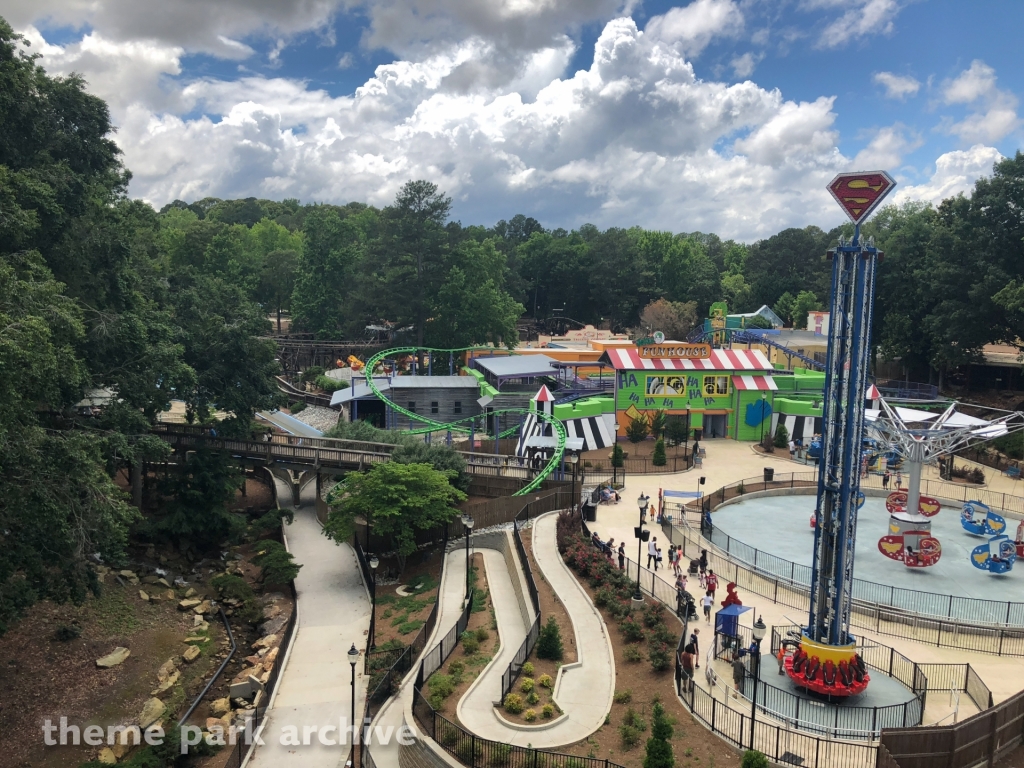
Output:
left=246, top=480, right=372, bottom=768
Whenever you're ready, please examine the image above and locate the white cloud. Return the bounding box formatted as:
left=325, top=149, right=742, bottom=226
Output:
left=644, top=0, right=744, bottom=57
left=851, top=125, right=922, bottom=169
left=817, top=0, right=900, bottom=48
left=47, top=16, right=857, bottom=240
left=940, top=61, right=1020, bottom=144
left=943, top=60, right=996, bottom=104
left=872, top=71, right=919, bottom=100
left=731, top=52, right=762, bottom=79
left=338, top=51, right=355, bottom=68
left=894, top=145, right=1003, bottom=205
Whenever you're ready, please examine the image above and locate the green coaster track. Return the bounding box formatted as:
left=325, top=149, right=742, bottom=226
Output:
left=363, top=346, right=566, bottom=495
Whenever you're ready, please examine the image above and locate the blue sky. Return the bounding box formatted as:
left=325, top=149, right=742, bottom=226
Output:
left=7, top=0, right=1021, bottom=240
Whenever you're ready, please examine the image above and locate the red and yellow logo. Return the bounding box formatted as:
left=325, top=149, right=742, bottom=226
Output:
left=827, top=171, right=896, bottom=224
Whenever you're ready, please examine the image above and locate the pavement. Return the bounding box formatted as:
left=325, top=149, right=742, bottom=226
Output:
left=246, top=480, right=371, bottom=768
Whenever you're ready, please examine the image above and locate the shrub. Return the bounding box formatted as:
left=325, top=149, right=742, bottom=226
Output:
left=652, top=438, right=667, bottom=467
left=619, top=615, right=646, bottom=643
left=644, top=703, right=675, bottom=768
left=624, top=645, right=643, bottom=663
left=537, top=616, right=564, bottom=661
left=490, top=744, right=512, bottom=767
left=626, top=416, right=650, bottom=444
left=437, top=720, right=459, bottom=746
left=428, top=674, right=455, bottom=699
left=773, top=423, right=789, bottom=449
left=449, top=660, right=465, bottom=685
left=503, top=693, right=525, bottom=714
left=252, top=539, right=302, bottom=584
left=300, top=366, right=326, bottom=382
left=612, top=443, right=624, bottom=468
left=527, top=691, right=540, bottom=706
left=461, top=631, right=479, bottom=655
left=458, top=739, right=483, bottom=763
left=522, top=661, right=534, bottom=676
left=523, top=708, right=537, bottom=722
left=53, top=624, right=81, bottom=642
left=289, top=401, right=306, bottom=413
left=648, top=641, right=671, bottom=672
left=475, top=627, right=490, bottom=643
left=211, top=573, right=255, bottom=602
left=736, top=481, right=745, bottom=496
left=542, top=703, right=555, bottom=719
left=609, top=600, right=631, bottom=620
left=614, top=690, right=633, bottom=704
left=538, top=673, right=553, bottom=688
left=625, top=707, right=648, bottom=731
left=315, top=374, right=350, bottom=393
left=429, top=691, right=446, bottom=711
left=620, top=724, right=641, bottom=748
left=556, top=509, right=583, bottom=553
left=642, top=602, right=666, bottom=628
left=520, top=677, right=535, bottom=693
left=742, top=750, right=769, bottom=768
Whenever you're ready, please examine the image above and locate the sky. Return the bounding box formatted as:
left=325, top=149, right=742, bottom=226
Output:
left=5, top=0, right=1021, bottom=241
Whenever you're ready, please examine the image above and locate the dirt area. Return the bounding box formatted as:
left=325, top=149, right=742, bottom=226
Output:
left=995, top=740, right=1024, bottom=768
left=554, top=534, right=743, bottom=768
left=0, top=577, right=225, bottom=768
left=423, top=554, right=498, bottom=722
left=226, top=476, right=276, bottom=512
left=373, top=551, right=443, bottom=649
left=582, top=439, right=688, bottom=472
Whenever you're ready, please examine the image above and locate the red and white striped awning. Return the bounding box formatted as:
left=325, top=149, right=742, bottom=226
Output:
left=731, top=375, right=778, bottom=391
left=601, top=348, right=773, bottom=371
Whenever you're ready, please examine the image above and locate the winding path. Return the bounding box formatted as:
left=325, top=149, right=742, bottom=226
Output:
left=246, top=480, right=372, bottom=768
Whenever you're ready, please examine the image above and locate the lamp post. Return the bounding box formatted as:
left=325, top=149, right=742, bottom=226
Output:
left=633, top=493, right=650, bottom=601
left=462, top=513, right=475, bottom=600
left=348, top=643, right=359, bottom=749
left=759, top=392, right=767, bottom=446
left=749, top=616, right=766, bottom=749
left=368, top=554, right=379, bottom=650
left=568, top=451, right=579, bottom=513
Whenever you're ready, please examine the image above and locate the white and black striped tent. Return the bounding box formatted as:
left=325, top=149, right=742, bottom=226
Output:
left=515, top=412, right=617, bottom=455
left=770, top=413, right=824, bottom=442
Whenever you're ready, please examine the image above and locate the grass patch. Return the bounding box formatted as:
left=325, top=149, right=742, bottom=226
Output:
left=88, top=590, right=141, bottom=636
left=398, top=619, right=425, bottom=635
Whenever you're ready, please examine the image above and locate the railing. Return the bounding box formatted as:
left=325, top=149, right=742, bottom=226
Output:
left=664, top=472, right=1024, bottom=629
left=880, top=686, right=1024, bottom=768
left=178, top=606, right=238, bottom=726
left=500, top=491, right=566, bottom=699
left=354, top=536, right=377, bottom=653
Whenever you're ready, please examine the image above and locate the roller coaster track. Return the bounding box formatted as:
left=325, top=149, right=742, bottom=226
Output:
left=364, top=347, right=566, bottom=495
left=689, top=329, right=825, bottom=371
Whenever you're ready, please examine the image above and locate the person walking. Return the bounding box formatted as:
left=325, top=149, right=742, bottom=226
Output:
left=896, top=471, right=903, bottom=490
left=617, top=542, right=626, bottom=571
left=699, top=549, right=708, bottom=582
left=679, top=642, right=696, bottom=693
left=654, top=546, right=663, bottom=571
left=882, top=470, right=890, bottom=490
left=732, top=653, right=746, bottom=699
left=701, top=591, right=713, bottom=624
left=647, top=536, right=659, bottom=569
left=689, top=627, right=700, bottom=668
left=706, top=569, right=719, bottom=601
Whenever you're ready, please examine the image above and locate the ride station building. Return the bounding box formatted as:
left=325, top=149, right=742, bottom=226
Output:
left=598, top=342, right=778, bottom=440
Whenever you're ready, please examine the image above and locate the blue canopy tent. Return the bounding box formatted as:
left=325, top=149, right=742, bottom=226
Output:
left=715, top=604, right=753, bottom=658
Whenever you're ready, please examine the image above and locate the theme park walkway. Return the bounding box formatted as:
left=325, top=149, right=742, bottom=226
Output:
left=247, top=480, right=372, bottom=768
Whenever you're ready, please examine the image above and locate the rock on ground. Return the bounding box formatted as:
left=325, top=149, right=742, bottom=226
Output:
left=96, top=647, right=131, bottom=668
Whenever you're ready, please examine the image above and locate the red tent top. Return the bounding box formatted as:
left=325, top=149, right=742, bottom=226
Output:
left=533, top=385, right=555, bottom=402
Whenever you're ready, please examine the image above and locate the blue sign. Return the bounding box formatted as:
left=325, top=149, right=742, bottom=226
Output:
left=744, top=399, right=772, bottom=427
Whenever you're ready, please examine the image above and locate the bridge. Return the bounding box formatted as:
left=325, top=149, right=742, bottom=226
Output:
left=150, top=423, right=535, bottom=480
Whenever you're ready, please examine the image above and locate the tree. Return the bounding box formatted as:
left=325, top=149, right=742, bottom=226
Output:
left=649, top=410, right=667, bottom=440
left=150, top=449, right=244, bottom=553
left=745, top=227, right=832, bottom=310
left=640, top=299, right=698, bottom=341
left=652, top=439, right=667, bottom=467
left=253, top=540, right=303, bottom=584
left=257, top=248, right=298, bottom=332
left=626, top=415, right=650, bottom=444
left=643, top=702, right=675, bottom=768
left=773, top=423, right=789, bottom=449
left=665, top=418, right=689, bottom=447
left=391, top=441, right=470, bottom=491
left=611, top=443, right=625, bottom=468
left=537, top=616, right=564, bottom=660
left=324, top=463, right=466, bottom=568
left=773, top=292, right=797, bottom=327
left=792, top=290, right=822, bottom=329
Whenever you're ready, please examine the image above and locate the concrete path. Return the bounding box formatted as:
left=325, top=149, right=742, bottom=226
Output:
left=247, top=481, right=371, bottom=768
left=367, top=549, right=466, bottom=768
left=456, top=547, right=533, bottom=742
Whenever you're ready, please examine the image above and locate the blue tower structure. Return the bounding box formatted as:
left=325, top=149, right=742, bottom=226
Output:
left=783, top=171, right=894, bottom=697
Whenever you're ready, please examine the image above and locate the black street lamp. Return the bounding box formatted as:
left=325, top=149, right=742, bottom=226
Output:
left=368, top=554, right=379, bottom=650
left=633, top=493, right=650, bottom=602
left=462, top=513, right=475, bottom=599
left=759, top=392, right=767, bottom=446
left=568, top=451, right=579, bottom=512
left=348, top=643, right=360, bottom=748
left=749, top=616, right=767, bottom=749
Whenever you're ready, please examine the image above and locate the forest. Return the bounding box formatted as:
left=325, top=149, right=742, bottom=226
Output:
left=3, top=14, right=1024, bottom=633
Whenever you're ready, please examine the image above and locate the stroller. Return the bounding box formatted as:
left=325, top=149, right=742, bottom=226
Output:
left=688, top=558, right=700, bottom=576
left=676, top=589, right=698, bottom=620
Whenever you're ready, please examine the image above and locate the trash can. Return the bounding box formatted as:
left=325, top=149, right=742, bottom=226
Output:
left=583, top=501, right=597, bottom=523
left=764, top=467, right=775, bottom=482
